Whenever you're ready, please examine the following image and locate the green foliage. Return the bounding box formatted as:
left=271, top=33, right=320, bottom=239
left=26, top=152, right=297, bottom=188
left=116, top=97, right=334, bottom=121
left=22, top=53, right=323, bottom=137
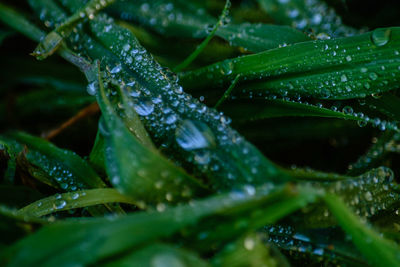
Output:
left=1, top=0, right=400, bottom=266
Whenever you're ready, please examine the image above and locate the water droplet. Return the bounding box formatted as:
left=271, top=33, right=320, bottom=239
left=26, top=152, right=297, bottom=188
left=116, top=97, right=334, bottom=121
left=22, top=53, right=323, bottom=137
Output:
left=55, top=199, right=67, bottom=209
left=357, top=120, right=367, bottom=127
left=342, top=106, right=353, bottom=115
left=369, top=72, right=378, bottom=81
left=371, top=28, right=391, bottom=47
left=220, top=61, right=233, bottom=76
left=110, top=64, right=122, bottom=74
left=134, top=99, right=154, bottom=116
left=244, top=237, right=255, bottom=250
left=71, top=192, right=80, bottom=200
left=345, top=55, right=352, bottom=62
left=175, top=120, right=216, bottom=151
left=340, top=74, right=348, bottom=82
left=364, top=191, right=373, bottom=201
left=87, top=82, right=97, bottom=95
left=151, top=253, right=185, bottom=267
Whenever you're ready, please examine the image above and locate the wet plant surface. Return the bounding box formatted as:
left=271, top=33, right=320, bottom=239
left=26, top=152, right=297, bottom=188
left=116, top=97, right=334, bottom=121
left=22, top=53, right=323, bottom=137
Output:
left=1, top=0, right=400, bottom=266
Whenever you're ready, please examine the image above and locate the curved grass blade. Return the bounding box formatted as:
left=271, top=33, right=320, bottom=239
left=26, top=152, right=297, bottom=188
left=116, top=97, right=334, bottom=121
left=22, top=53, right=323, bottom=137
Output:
left=323, top=193, right=400, bottom=267
left=265, top=225, right=367, bottom=266
left=109, top=0, right=310, bottom=53
left=0, top=185, right=317, bottom=267
left=16, top=189, right=136, bottom=217
left=94, top=61, right=209, bottom=205
left=180, top=28, right=400, bottom=100
left=32, top=0, right=116, bottom=60
left=0, top=131, right=106, bottom=191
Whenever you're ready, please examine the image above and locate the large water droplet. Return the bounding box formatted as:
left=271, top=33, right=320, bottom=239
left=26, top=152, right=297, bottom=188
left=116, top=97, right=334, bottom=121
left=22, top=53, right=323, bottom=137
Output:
left=55, top=199, right=67, bottom=209
left=134, top=98, right=154, bottom=116
left=371, top=28, right=391, bottom=47
left=175, top=120, right=216, bottom=151
left=87, top=82, right=97, bottom=95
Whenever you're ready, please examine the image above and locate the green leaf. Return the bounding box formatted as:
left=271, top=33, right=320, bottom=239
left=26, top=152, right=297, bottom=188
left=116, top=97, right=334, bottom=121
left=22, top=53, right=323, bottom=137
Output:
left=180, top=27, right=400, bottom=100
left=0, top=131, right=106, bottom=190
left=94, top=62, right=209, bottom=204
left=16, top=189, right=136, bottom=217
left=0, top=185, right=317, bottom=266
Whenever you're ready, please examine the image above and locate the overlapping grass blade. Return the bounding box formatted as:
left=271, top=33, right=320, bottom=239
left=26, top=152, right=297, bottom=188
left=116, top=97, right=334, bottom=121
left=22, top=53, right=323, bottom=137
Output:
left=94, top=62, right=209, bottom=204
left=0, top=131, right=106, bottom=190
left=0, top=185, right=317, bottom=266
left=181, top=28, right=400, bottom=100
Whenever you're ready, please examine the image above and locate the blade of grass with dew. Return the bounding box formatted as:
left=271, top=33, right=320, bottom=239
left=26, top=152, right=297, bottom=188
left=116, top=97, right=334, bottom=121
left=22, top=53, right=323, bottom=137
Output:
left=221, top=99, right=365, bottom=122
left=16, top=189, right=136, bottom=217
left=94, top=61, right=209, bottom=205
left=257, top=0, right=359, bottom=37
left=265, top=225, right=367, bottom=266
left=0, top=185, right=318, bottom=266
left=32, top=0, right=116, bottom=60
left=180, top=27, right=400, bottom=100
left=324, top=193, right=400, bottom=267
left=0, top=131, right=106, bottom=191
left=109, top=0, right=311, bottom=53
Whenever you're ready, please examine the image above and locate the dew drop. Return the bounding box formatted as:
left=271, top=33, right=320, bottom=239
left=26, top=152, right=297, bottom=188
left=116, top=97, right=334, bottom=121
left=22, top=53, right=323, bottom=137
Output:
left=87, top=82, right=97, bottom=95
left=371, top=28, right=391, bottom=47
left=175, top=120, right=216, bottom=151
left=134, top=99, right=154, bottom=116
left=55, top=199, right=67, bottom=209
left=369, top=72, right=378, bottom=81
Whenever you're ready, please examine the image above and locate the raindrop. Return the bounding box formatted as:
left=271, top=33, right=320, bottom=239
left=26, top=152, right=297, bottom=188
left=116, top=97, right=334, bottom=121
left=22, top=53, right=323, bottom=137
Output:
left=175, top=120, right=216, bottom=151
left=371, top=28, right=391, bottom=47
left=55, top=199, right=67, bottom=209
left=134, top=99, right=154, bottom=116
left=87, top=82, right=97, bottom=95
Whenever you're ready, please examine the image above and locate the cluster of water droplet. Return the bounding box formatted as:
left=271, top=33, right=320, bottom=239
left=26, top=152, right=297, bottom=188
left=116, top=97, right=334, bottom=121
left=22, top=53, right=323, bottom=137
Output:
left=27, top=150, right=85, bottom=192
left=270, top=0, right=360, bottom=38
left=115, top=0, right=214, bottom=38
left=256, top=95, right=399, bottom=131
left=265, top=225, right=346, bottom=265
